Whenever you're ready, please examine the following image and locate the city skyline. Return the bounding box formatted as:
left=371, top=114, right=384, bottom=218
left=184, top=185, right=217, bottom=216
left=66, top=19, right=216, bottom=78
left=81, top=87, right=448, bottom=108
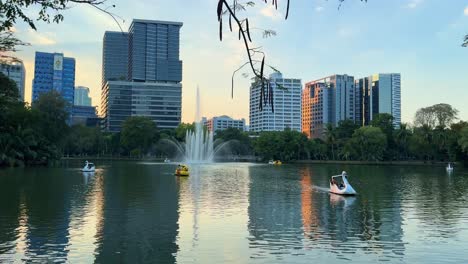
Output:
left=101, top=19, right=183, bottom=132
left=10, top=0, right=468, bottom=124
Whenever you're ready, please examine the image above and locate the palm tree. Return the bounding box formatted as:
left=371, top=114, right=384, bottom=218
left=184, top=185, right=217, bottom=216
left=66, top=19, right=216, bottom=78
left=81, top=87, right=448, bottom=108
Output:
left=324, top=123, right=337, bottom=160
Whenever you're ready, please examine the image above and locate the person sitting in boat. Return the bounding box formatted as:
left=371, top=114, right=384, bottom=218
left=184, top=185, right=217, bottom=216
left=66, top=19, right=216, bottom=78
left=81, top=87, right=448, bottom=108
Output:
left=177, top=164, right=188, bottom=171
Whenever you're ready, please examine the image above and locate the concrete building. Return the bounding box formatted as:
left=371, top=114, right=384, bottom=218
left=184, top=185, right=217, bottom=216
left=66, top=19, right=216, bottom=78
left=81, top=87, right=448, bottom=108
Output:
left=204, top=115, right=246, bottom=132
left=101, top=19, right=183, bottom=132
left=249, top=73, right=302, bottom=132
left=302, top=82, right=331, bottom=139
left=357, top=73, right=401, bottom=127
left=32, top=52, right=75, bottom=105
left=74, top=86, right=92, bottom=106
left=302, top=74, right=357, bottom=138
left=0, top=59, right=26, bottom=101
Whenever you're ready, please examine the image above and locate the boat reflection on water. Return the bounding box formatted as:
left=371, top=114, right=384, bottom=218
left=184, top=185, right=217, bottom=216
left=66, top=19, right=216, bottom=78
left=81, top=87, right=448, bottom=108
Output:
left=82, top=171, right=95, bottom=184
left=247, top=165, right=406, bottom=262
left=329, top=193, right=356, bottom=208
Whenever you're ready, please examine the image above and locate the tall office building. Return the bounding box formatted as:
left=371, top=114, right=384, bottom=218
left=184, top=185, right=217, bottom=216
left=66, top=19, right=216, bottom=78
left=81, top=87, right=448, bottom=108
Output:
left=32, top=52, right=75, bottom=105
left=101, top=19, right=183, bottom=132
left=102, top=32, right=129, bottom=85
left=74, top=86, right=92, bottom=106
left=249, top=73, right=302, bottom=132
left=0, top=59, right=26, bottom=101
left=302, top=74, right=357, bottom=138
left=204, top=115, right=246, bottom=132
left=357, top=73, right=401, bottom=127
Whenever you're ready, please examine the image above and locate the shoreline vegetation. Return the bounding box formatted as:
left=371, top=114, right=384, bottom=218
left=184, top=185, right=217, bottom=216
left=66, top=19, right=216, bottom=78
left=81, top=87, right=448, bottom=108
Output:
left=59, top=156, right=454, bottom=167
left=2, top=74, right=468, bottom=168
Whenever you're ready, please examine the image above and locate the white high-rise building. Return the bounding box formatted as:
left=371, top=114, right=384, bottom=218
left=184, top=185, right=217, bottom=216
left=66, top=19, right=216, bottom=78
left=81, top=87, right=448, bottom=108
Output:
left=204, top=115, right=245, bottom=132
left=0, top=59, right=26, bottom=101
left=249, top=73, right=302, bottom=132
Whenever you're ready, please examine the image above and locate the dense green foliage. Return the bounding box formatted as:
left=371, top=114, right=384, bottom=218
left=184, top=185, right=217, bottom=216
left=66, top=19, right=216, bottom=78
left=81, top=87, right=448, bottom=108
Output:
left=121, top=116, right=160, bottom=156
left=0, top=73, right=64, bottom=166
left=2, top=69, right=467, bottom=166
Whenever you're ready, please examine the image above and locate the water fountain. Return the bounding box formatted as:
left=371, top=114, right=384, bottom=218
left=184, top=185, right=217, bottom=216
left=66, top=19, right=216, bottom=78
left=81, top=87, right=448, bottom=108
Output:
left=158, top=86, right=232, bottom=163
left=185, top=87, right=215, bottom=163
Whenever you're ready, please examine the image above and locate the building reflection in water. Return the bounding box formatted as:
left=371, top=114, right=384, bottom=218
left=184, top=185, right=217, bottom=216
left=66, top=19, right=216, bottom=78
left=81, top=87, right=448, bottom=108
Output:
left=247, top=165, right=406, bottom=261
left=93, top=163, right=180, bottom=263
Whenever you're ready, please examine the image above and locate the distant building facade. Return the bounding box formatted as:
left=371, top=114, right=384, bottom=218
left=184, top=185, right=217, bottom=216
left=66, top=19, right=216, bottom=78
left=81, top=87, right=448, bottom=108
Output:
left=101, top=19, right=183, bottom=132
left=74, top=86, right=92, bottom=106
left=302, top=74, right=358, bottom=138
left=356, top=73, right=401, bottom=127
left=32, top=52, right=75, bottom=105
left=249, top=73, right=302, bottom=132
left=204, top=115, right=246, bottom=132
left=71, top=105, right=98, bottom=126
left=102, top=31, right=129, bottom=85
left=0, top=59, right=26, bottom=101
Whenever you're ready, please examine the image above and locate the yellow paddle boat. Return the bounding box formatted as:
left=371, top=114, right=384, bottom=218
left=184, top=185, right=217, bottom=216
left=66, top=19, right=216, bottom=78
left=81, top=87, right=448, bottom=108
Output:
left=268, top=160, right=282, bottom=165
left=175, top=164, right=189, bottom=176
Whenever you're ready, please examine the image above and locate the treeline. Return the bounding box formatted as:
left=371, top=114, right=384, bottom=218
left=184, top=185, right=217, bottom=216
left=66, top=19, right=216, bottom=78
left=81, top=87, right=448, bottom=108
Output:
left=3, top=71, right=468, bottom=166
left=225, top=106, right=468, bottom=163
left=0, top=73, right=164, bottom=167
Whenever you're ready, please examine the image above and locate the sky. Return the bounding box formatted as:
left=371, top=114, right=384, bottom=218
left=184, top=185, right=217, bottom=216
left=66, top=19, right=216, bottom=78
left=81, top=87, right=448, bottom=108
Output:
left=11, top=0, right=468, bottom=124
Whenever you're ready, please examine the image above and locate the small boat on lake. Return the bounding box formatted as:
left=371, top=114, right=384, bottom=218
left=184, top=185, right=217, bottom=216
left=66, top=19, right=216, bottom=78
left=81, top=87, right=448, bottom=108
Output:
left=447, top=163, right=454, bottom=172
left=268, top=160, right=282, bottom=165
left=329, top=171, right=357, bottom=196
left=164, top=158, right=171, bottom=163
left=175, top=164, right=189, bottom=176
left=81, top=160, right=95, bottom=172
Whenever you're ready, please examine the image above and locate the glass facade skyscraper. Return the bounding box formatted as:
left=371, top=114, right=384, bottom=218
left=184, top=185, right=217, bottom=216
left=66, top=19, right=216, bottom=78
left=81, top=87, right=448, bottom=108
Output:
left=128, top=20, right=182, bottom=82
left=0, top=59, right=26, bottom=101
left=74, top=86, right=92, bottom=106
left=302, top=74, right=358, bottom=139
left=357, top=73, right=401, bottom=127
left=32, top=52, right=75, bottom=105
left=102, top=32, right=129, bottom=85
left=101, top=19, right=183, bottom=132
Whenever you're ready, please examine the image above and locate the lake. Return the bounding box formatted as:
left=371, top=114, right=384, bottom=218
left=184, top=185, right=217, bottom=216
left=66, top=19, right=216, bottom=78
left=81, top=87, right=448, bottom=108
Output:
left=1, top=161, right=468, bottom=263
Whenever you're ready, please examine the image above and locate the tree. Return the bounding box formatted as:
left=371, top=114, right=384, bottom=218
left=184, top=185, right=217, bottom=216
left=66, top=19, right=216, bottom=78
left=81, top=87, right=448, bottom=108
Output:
left=414, top=103, right=459, bottom=129
left=32, top=90, right=70, bottom=145
left=459, top=127, right=468, bottom=154
left=348, top=126, right=387, bottom=161
left=214, top=128, right=252, bottom=155
left=324, top=123, right=337, bottom=160
left=394, top=123, right=412, bottom=160
left=120, top=116, right=159, bottom=156
left=175, top=123, right=195, bottom=142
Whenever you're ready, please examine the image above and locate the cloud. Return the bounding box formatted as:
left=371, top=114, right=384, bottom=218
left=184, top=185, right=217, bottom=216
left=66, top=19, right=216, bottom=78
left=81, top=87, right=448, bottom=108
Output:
left=337, top=27, right=359, bottom=38
left=260, top=5, right=282, bottom=20
left=464, top=6, right=468, bottom=16
left=315, top=6, right=324, bottom=12
left=26, top=29, right=56, bottom=45
left=407, top=0, right=423, bottom=9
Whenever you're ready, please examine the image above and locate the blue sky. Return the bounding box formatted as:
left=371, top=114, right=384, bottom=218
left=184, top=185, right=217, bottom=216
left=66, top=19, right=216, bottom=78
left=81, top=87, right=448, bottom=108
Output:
left=13, top=0, right=468, bottom=124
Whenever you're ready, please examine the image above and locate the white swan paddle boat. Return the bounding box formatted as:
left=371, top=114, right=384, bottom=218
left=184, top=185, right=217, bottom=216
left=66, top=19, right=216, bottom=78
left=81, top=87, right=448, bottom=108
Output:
left=81, top=160, right=95, bottom=172
left=446, top=163, right=454, bottom=172
left=329, top=171, right=357, bottom=196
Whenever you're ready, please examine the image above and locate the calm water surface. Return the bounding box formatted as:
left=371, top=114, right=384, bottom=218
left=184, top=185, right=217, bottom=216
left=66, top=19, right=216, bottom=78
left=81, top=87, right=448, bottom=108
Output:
left=1, top=162, right=468, bottom=263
